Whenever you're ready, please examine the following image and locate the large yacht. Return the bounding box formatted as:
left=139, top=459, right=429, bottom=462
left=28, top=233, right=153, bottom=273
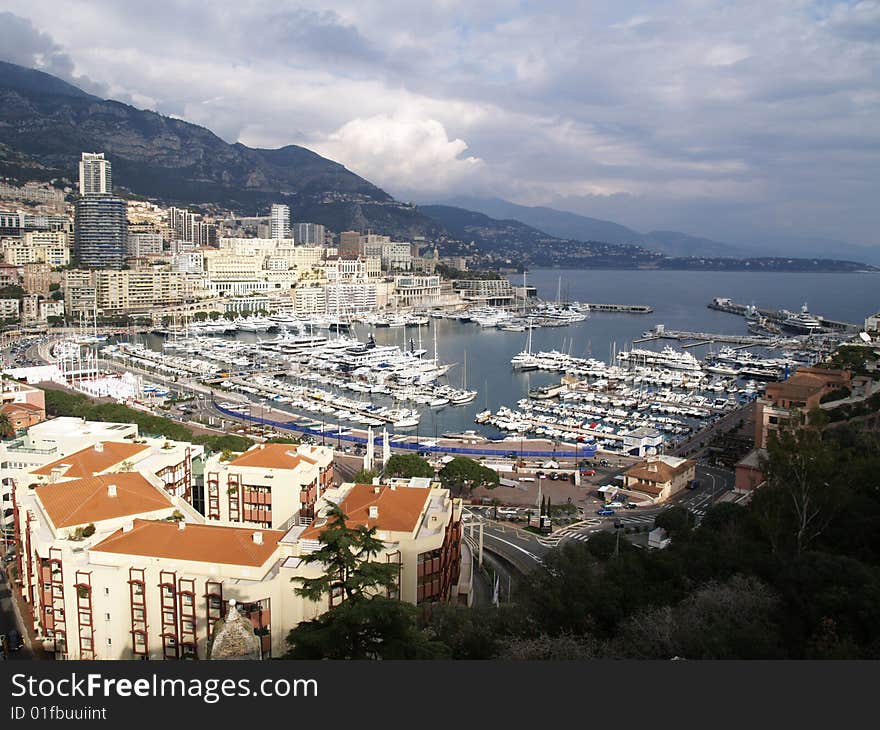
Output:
left=782, top=303, right=823, bottom=333
left=617, top=346, right=703, bottom=372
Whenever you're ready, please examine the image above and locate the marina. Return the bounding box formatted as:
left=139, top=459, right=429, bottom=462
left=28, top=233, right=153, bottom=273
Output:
left=35, top=269, right=877, bottom=459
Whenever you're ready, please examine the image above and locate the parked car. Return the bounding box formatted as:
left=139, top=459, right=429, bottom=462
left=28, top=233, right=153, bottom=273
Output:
left=624, top=502, right=638, bottom=510
left=597, top=508, right=615, bottom=516
left=6, top=629, right=22, bottom=652
left=549, top=472, right=559, bottom=481
left=580, top=469, right=596, bottom=477
left=607, top=501, right=624, bottom=508
left=686, top=479, right=701, bottom=490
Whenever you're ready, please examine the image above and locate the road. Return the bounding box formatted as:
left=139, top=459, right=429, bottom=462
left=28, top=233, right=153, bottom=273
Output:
left=1, top=565, right=32, bottom=660
left=670, top=403, right=751, bottom=458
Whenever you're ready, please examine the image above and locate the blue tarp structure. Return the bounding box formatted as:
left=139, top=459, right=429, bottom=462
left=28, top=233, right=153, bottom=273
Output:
left=213, top=401, right=597, bottom=459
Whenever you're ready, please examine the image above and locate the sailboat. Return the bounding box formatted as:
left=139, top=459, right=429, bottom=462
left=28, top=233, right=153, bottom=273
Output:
left=449, top=350, right=477, bottom=404
left=511, top=320, right=539, bottom=371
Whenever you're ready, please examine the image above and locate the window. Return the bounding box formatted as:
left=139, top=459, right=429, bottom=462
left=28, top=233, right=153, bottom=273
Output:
left=104, top=587, right=110, bottom=596
left=107, top=638, right=112, bottom=646
left=105, top=613, right=111, bottom=621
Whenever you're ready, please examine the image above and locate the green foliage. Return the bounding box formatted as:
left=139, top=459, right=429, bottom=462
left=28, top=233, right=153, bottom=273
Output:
left=291, top=502, right=399, bottom=604
left=286, top=596, right=449, bottom=659
left=351, top=469, right=377, bottom=484
left=193, top=433, right=254, bottom=453
left=0, top=284, right=25, bottom=300
left=438, top=457, right=499, bottom=495
left=654, top=505, right=695, bottom=539
left=81, top=523, right=95, bottom=538
left=285, top=503, right=442, bottom=660
left=384, top=453, right=433, bottom=479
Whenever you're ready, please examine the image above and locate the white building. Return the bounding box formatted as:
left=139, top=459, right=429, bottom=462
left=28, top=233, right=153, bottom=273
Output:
left=270, top=204, right=291, bottom=240
left=7, top=419, right=464, bottom=660
left=79, top=152, right=112, bottom=196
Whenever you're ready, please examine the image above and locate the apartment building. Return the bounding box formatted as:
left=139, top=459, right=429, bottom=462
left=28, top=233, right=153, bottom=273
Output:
left=203, top=443, right=334, bottom=528
left=63, top=269, right=203, bottom=315
left=0, top=298, right=20, bottom=319
left=22, top=263, right=53, bottom=297
left=9, top=420, right=463, bottom=660
left=1, top=231, right=70, bottom=266
left=753, top=366, right=851, bottom=448
left=391, top=274, right=442, bottom=308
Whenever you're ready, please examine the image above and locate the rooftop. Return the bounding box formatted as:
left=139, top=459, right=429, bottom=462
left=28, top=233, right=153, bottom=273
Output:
left=228, top=443, right=317, bottom=470
left=32, top=441, right=150, bottom=479
left=35, top=472, right=172, bottom=528
left=625, top=455, right=694, bottom=484
left=300, top=483, right=431, bottom=540
left=92, top=519, right=284, bottom=567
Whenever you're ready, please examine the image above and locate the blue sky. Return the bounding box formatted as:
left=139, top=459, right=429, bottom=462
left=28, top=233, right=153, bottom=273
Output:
left=0, top=1, right=878, bottom=252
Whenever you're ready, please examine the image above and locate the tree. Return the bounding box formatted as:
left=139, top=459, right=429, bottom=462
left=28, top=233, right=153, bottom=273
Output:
left=752, top=425, right=845, bottom=557
left=352, top=468, right=377, bottom=484
left=0, top=408, right=13, bottom=438
left=384, top=453, right=433, bottom=479
left=285, top=596, right=448, bottom=660
left=654, top=505, right=694, bottom=539
left=291, top=501, right=399, bottom=604
left=439, top=457, right=499, bottom=495
left=285, top=502, right=446, bottom=659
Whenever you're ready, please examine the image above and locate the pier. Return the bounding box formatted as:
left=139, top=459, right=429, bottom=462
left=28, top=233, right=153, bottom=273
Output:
left=585, top=303, right=653, bottom=314
left=633, top=329, right=799, bottom=347
left=707, top=298, right=858, bottom=332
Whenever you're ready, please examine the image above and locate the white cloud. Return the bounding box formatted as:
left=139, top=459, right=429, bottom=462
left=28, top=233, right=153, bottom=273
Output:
left=314, top=114, right=484, bottom=197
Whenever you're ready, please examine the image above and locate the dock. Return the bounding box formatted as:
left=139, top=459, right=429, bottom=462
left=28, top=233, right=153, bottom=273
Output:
left=585, top=303, right=653, bottom=314
left=707, top=298, right=858, bottom=332
left=634, top=330, right=799, bottom=347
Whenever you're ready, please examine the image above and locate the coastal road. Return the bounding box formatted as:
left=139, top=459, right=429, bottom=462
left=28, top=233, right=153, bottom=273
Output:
left=670, top=403, right=751, bottom=458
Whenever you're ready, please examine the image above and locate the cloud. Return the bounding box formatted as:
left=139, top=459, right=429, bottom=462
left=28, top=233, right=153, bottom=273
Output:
left=314, top=113, right=484, bottom=197
left=0, top=1, right=877, bottom=249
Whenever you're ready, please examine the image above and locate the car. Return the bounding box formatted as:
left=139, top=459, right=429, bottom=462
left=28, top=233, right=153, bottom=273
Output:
left=3, top=552, right=16, bottom=564
left=6, top=629, right=22, bottom=652
left=549, top=472, right=559, bottom=480
left=599, top=459, right=611, bottom=467
left=596, top=508, right=615, bottom=516
left=686, top=479, right=701, bottom=490
left=624, top=502, right=638, bottom=509
left=535, top=471, right=545, bottom=479
left=607, top=501, right=624, bottom=508
left=580, top=469, right=596, bottom=476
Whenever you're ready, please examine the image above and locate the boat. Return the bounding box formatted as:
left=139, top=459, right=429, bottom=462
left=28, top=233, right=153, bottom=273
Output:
left=782, top=303, right=823, bottom=333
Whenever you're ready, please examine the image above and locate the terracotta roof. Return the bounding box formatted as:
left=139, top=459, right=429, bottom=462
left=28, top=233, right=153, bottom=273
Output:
left=35, top=473, right=172, bottom=528
left=1, top=402, right=43, bottom=413
left=92, top=519, right=283, bottom=567
left=228, top=443, right=315, bottom=470
left=32, top=441, right=150, bottom=479
left=625, top=457, right=694, bottom=484
left=301, top=483, right=430, bottom=540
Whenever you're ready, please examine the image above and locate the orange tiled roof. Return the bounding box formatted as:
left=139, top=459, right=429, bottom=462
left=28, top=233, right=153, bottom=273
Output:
left=301, top=483, right=430, bottom=540
left=625, top=458, right=693, bottom=484
left=1, top=402, right=44, bottom=413
left=92, top=519, right=284, bottom=567
left=228, top=443, right=315, bottom=470
left=32, top=441, right=150, bottom=479
left=35, top=472, right=172, bottom=528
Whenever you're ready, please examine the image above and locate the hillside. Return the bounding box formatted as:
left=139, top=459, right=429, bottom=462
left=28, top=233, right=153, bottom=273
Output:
left=0, top=61, right=440, bottom=238
left=443, top=195, right=753, bottom=258
left=419, top=204, right=875, bottom=272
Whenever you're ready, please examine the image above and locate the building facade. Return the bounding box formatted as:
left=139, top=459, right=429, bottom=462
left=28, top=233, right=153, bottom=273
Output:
left=74, top=197, right=127, bottom=269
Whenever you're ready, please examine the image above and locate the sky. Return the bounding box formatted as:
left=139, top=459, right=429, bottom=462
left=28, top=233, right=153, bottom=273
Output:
left=0, top=0, right=878, bottom=251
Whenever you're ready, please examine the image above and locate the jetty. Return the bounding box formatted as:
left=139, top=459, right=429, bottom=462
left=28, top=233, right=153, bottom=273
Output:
left=584, top=303, right=653, bottom=313
left=707, top=298, right=858, bottom=332
left=634, top=329, right=799, bottom=348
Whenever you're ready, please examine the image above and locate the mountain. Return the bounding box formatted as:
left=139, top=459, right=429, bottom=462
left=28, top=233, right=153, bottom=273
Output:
left=443, top=195, right=754, bottom=258
left=419, top=204, right=875, bottom=272
left=0, top=61, right=439, bottom=238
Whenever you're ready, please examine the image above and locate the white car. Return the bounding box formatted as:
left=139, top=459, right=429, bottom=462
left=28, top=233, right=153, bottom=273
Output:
left=607, top=501, right=624, bottom=508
